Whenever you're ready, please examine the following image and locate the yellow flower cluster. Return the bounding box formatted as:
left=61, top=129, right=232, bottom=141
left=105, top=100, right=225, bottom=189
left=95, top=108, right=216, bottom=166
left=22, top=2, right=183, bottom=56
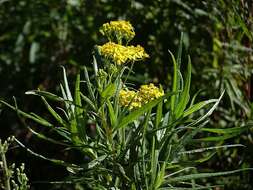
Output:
left=119, top=83, right=164, bottom=110
left=98, top=42, right=149, bottom=65
left=139, top=83, right=165, bottom=104
left=100, top=20, right=135, bottom=42
left=119, top=90, right=142, bottom=110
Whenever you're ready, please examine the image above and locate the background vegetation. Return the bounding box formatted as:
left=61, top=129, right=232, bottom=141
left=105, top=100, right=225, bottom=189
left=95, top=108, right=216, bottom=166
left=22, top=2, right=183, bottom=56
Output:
left=0, top=0, right=253, bottom=189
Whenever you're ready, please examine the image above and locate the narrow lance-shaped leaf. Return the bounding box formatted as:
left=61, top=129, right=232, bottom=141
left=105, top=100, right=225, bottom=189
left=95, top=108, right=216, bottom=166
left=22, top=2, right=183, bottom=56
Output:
left=27, top=127, right=69, bottom=146
left=60, top=84, right=71, bottom=117
left=194, top=133, right=244, bottom=142
left=61, top=67, right=75, bottom=116
left=80, top=92, right=97, bottom=111
left=155, top=101, right=163, bottom=129
left=169, top=50, right=180, bottom=113
left=175, top=56, right=191, bottom=119
left=74, top=72, right=87, bottom=142
left=199, top=125, right=252, bottom=134
left=183, top=99, right=217, bottom=118
left=84, top=66, right=96, bottom=103
left=191, top=90, right=225, bottom=125
left=74, top=72, right=82, bottom=114
left=14, top=138, right=79, bottom=168
left=25, top=90, right=64, bottom=102
left=168, top=168, right=253, bottom=183
left=101, top=83, right=116, bottom=100
left=178, top=144, right=244, bottom=155
left=107, top=100, right=116, bottom=128
left=0, top=100, right=53, bottom=127
left=40, top=96, right=68, bottom=128
left=61, top=66, right=73, bottom=102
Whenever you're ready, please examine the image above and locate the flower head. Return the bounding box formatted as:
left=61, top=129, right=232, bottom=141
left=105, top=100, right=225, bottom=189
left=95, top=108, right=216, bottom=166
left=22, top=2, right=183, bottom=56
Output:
left=98, top=42, right=149, bottom=65
left=100, top=20, right=135, bottom=42
left=119, top=83, right=164, bottom=110
left=138, top=83, right=164, bottom=104
left=119, top=89, right=142, bottom=110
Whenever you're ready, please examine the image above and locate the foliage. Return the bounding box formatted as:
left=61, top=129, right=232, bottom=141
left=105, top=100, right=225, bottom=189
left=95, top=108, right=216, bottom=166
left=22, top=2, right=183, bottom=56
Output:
left=1, top=21, right=252, bottom=189
left=1, top=0, right=253, bottom=189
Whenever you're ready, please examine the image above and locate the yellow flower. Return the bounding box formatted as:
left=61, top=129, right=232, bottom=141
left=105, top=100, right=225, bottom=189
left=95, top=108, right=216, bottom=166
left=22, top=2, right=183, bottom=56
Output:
left=119, top=89, right=142, bottom=110
left=100, top=20, right=135, bottom=42
left=126, top=45, right=150, bottom=61
left=138, top=83, right=164, bottom=104
left=119, top=84, right=164, bottom=110
left=98, top=42, right=149, bottom=65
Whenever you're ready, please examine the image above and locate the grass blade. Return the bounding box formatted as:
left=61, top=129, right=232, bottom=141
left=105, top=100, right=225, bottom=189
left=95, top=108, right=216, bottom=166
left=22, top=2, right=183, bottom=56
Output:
left=168, top=168, right=253, bottom=183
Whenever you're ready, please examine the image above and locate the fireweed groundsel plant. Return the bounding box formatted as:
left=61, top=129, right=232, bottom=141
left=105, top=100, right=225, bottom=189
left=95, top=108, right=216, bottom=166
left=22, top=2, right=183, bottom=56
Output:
left=0, top=20, right=252, bottom=189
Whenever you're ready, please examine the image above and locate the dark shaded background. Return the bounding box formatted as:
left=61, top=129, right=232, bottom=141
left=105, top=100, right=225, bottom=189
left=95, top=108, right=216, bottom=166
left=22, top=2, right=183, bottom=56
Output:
left=1, top=0, right=253, bottom=189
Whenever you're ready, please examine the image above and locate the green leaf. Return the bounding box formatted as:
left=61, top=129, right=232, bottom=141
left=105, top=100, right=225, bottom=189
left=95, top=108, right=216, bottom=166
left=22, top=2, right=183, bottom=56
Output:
left=179, top=144, right=244, bottom=155
left=195, top=133, right=243, bottom=142
left=14, top=138, right=78, bottom=168
left=183, top=99, right=217, bottom=118
left=62, top=66, right=73, bottom=102
left=158, top=185, right=222, bottom=190
left=169, top=50, right=180, bottom=113
left=27, top=127, right=68, bottom=146
left=154, top=164, right=166, bottom=189
left=74, top=72, right=87, bottom=142
left=107, top=100, right=116, bottom=128
left=92, top=55, right=98, bottom=76
left=0, top=100, right=53, bottom=127
left=88, top=155, right=107, bottom=169
left=200, top=125, right=252, bottom=134
left=101, top=83, right=116, bottom=99
left=80, top=92, right=97, bottom=111
left=189, top=89, right=203, bottom=107
left=150, top=150, right=159, bottom=188
left=175, top=57, right=191, bottom=118
left=40, top=96, right=68, bottom=128
left=155, top=101, right=163, bottom=128
left=168, top=168, right=253, bottom=183
left=25, top=90, right=64, bottom=102
left=192, top=90, right=224, bottom=125
left=61, top=67, right=75, bottom=118
left=84, top=66, right=96, bottom=103
left=194, top=152, right=216, bottom=163
left=164, top=167, right=195, bottom=179
left=74, top=72, right=82, bottom=111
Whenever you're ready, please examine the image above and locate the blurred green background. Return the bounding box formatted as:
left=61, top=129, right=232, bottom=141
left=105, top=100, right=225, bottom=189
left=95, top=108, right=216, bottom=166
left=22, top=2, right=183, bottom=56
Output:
left=0, top=0, right=253, bottom=189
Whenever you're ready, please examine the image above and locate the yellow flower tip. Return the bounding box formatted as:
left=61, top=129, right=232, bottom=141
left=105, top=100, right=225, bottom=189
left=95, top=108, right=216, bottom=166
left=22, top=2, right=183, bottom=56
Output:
left=100, top=20, right=135, bottom=42
left=98, top=42, right=149, bottom=65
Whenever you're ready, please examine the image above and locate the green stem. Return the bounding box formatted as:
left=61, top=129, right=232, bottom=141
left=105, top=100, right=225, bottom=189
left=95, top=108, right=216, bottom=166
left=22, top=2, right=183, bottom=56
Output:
left=141, top=111, right=151, bottom=190
left=115, top=177, right=120, bottom=188
left=0, top=140, right=11, bottom=190
left=123, top=62, right=134, bottom=85
left=101, top=106, right=113, bottom=151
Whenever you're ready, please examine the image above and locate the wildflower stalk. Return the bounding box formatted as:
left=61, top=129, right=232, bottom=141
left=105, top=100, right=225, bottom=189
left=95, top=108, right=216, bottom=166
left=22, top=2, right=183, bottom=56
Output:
left=0, top=139, right=11, bottom=190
